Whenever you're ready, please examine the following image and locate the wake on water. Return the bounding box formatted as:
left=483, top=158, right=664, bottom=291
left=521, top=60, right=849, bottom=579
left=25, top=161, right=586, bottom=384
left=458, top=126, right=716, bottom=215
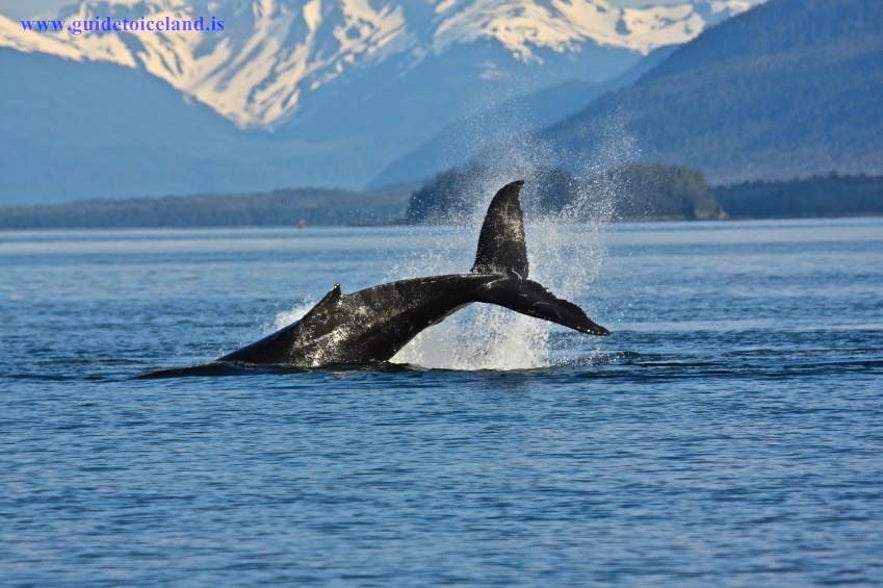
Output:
left=271, top=119, right=637, bottom=371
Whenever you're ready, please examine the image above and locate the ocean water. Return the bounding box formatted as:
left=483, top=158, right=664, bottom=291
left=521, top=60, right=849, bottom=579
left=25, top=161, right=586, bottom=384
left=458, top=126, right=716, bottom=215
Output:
left=1, top=218, right=881, bottom=586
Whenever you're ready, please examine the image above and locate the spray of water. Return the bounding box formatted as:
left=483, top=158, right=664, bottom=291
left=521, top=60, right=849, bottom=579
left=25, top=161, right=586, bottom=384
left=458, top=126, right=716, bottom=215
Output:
left=265, top=113, right=638, bottom=370
left=391, top=113, right=638, bottom=370
left=270, top=302, right=314, bottom=331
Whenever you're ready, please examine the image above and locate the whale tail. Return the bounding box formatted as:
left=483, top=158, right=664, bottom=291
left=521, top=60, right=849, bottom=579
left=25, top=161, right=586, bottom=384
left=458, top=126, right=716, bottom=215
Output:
left=471, top=180, right=530, bottom=277
left=471, top=180, right=609, bottom=336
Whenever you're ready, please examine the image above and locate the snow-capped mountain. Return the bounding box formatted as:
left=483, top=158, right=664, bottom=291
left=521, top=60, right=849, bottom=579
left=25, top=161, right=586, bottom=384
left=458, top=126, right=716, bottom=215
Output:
left=0, top=0, right=764, bottom=128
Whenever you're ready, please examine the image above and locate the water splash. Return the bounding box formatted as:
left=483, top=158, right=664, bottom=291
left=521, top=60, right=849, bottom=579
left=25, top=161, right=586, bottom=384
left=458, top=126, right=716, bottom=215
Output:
left=271, top=301, right=314, bottom=331
left=392, top=114, right=638, bottom=370
left=262, top=115, right=638, bottom=371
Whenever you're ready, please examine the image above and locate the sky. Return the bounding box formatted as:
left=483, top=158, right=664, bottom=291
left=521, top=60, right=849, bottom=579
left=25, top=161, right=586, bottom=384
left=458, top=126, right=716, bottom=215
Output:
left=2, top=0, right=67, bottom=18
left=1, top=0, right=682, bottom=19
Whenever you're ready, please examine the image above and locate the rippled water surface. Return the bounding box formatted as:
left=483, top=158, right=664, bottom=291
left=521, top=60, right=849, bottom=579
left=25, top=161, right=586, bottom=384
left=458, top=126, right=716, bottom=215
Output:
left=1, top=219, right=882, bottom=586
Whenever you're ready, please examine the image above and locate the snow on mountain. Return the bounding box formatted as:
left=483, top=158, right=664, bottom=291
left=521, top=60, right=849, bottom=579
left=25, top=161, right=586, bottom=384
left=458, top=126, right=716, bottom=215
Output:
left=1, top=0, right=411, bottom=126
left=432, top=0, right=754, bottom=60
left=0, top=0, right=764, bottom=128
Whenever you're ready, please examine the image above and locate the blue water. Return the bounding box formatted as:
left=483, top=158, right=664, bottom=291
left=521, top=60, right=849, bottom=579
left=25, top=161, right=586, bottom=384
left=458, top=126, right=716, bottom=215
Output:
left=1, top=218, right=882, bottom=586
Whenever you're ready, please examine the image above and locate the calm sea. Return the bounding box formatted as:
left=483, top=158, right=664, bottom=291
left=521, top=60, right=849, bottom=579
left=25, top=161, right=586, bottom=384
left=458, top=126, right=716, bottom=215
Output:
left=1, top=218, right=881, bottom=586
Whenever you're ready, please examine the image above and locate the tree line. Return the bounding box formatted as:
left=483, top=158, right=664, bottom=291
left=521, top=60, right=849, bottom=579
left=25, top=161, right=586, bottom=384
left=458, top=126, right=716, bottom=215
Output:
left=1, top=166, right=881, bottom=229
left=405, top=165, right=883, bottom=223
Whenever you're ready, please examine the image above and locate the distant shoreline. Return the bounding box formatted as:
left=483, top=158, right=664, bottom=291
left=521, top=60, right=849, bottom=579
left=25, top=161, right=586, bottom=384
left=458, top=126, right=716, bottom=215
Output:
left=2, top=212, right=882, bottom=233
left=1, top=173, right=881, bottom=230
left=3, top=212, right=881, bottom=233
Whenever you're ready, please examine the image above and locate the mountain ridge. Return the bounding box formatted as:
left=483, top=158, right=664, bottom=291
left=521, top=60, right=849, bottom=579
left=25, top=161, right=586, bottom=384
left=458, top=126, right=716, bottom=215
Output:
left=533, top=0, right=883, bottom=184
left=1, top=0, right=764, bottom=127
left=368, top=44, right=676, bottom=188
left=0, top=0, right=767, bottom=203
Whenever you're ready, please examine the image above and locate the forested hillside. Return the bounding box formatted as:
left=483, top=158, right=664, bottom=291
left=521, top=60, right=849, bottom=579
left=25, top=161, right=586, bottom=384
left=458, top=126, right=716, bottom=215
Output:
left=717, top=174, right=883, bottom=218
left=0, top=188, right=410, bottom=229
left=404, top=164, right=724, bottom=223
left=542, top=0, right=883, bottom=183
left=2, top=171, right=881, bottom=229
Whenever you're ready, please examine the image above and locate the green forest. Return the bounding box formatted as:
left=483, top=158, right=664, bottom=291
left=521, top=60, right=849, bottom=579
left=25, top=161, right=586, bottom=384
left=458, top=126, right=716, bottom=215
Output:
left=406, top=165, right=883, bottom=224
left=1, top=167, right=881, bottom=229
left=716, top=173, right=883, bottom=219
left=0, top=187, right=410, bottom=229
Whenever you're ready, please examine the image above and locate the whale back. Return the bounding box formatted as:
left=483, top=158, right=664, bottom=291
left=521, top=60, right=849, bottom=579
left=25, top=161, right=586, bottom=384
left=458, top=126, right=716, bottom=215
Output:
left=218, top=283, right=342, bottom=364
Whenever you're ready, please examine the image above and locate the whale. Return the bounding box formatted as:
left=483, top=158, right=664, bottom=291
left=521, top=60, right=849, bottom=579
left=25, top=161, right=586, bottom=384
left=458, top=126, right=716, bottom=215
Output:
left=212, top=180, right=609, bottom=368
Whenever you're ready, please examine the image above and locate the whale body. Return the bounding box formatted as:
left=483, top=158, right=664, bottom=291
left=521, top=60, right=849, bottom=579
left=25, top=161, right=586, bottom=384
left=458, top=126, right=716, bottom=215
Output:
left=217, top=180, right=609, bottom=368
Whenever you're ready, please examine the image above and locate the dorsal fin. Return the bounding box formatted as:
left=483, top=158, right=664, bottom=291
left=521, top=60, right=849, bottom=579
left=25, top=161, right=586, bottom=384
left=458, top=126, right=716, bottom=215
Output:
left=300, top=284, right=341, bottom=321
left=471, top=180, right=529, bottom=278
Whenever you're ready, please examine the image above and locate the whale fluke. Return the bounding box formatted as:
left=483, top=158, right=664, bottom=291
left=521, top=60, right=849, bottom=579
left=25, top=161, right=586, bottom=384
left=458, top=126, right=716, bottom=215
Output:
left=468, top=181, right=608, bottom=335
left=471, top=180, right=529, bottom=278
left=477, top=276, right=610, bottom=336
